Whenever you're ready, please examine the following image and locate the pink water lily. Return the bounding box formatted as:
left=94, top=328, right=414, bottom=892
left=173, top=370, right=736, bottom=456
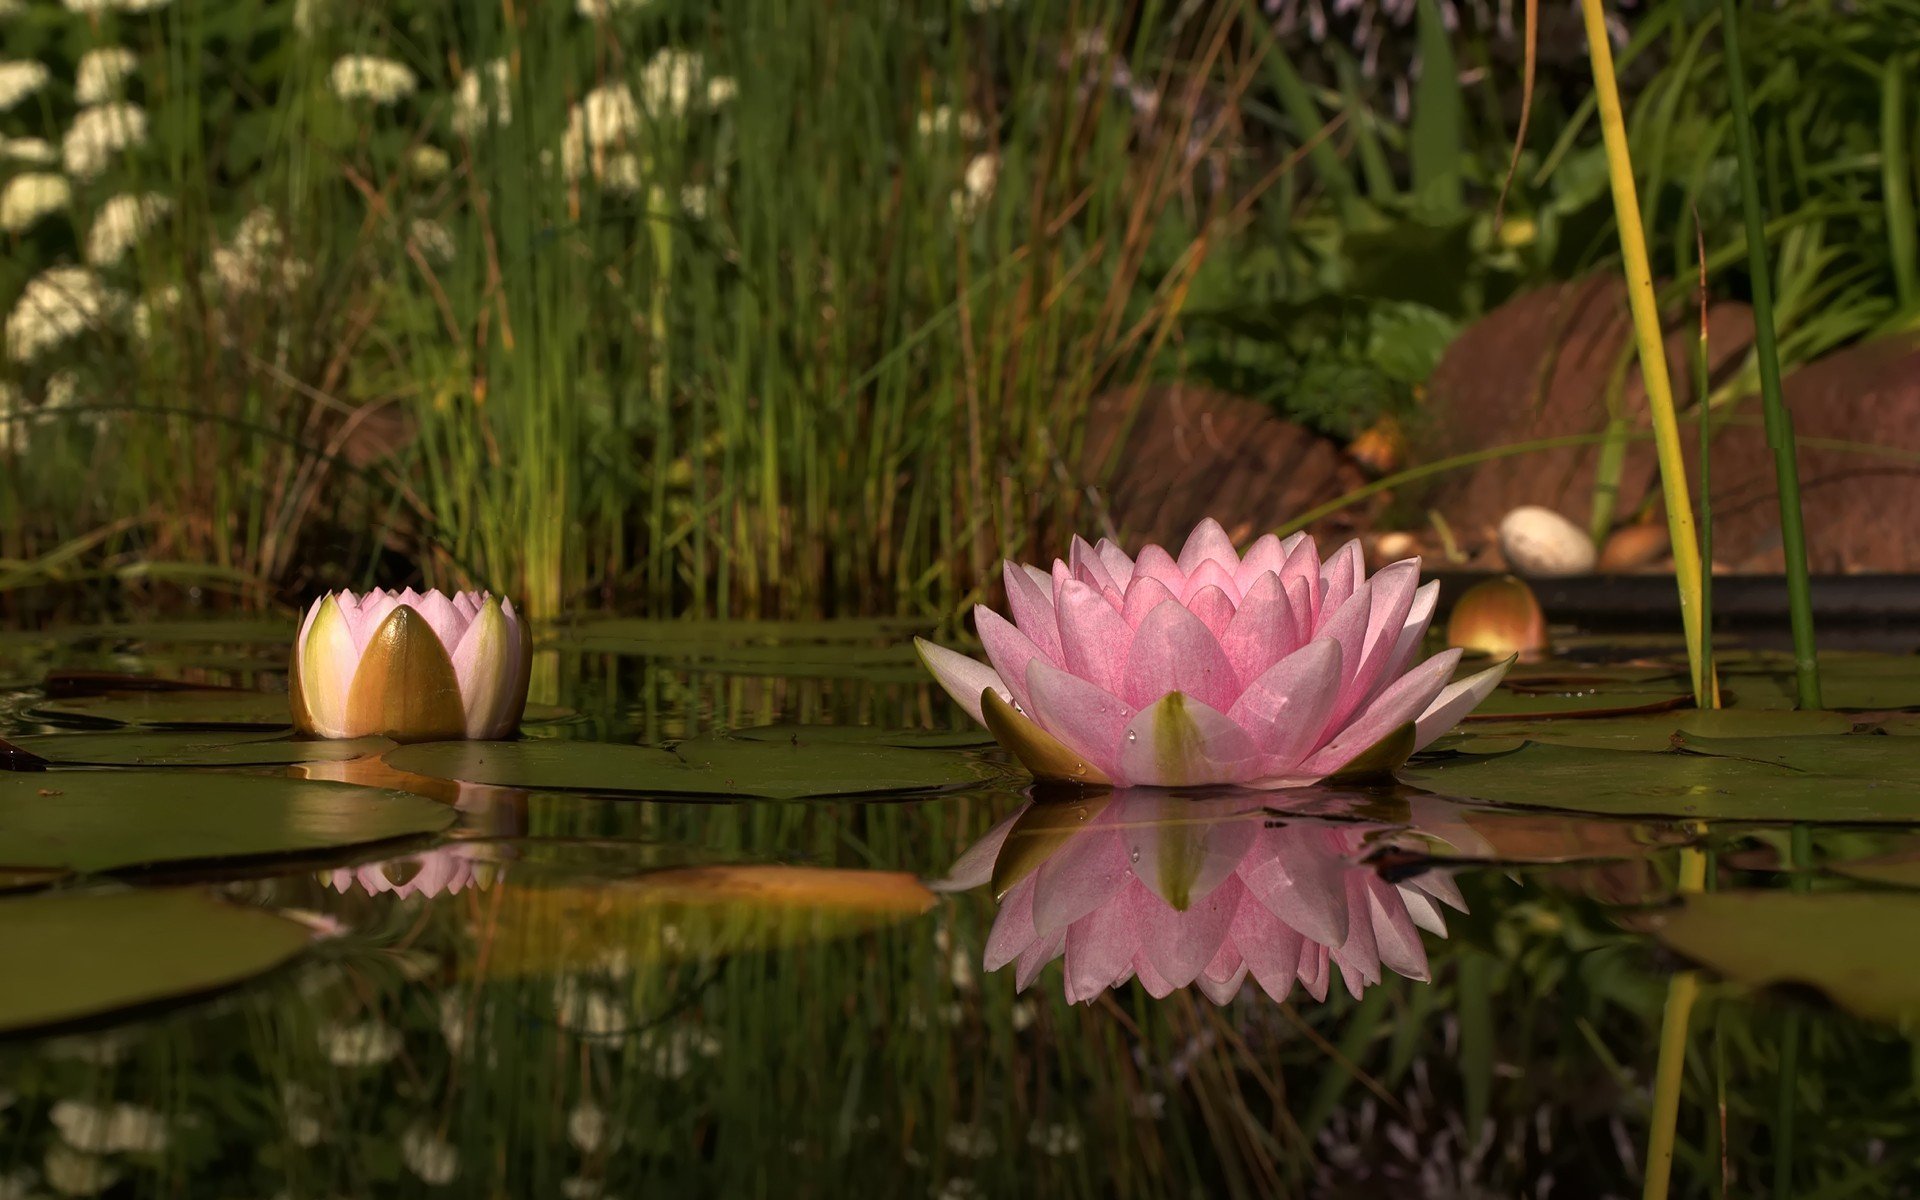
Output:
left=324, top=844, right=496, bottom=900
left=293, top=588, right=531, bottom=742
left=915, top=520, right=1509, bottom=788
left=936, top=792, right=1463, bottom=1005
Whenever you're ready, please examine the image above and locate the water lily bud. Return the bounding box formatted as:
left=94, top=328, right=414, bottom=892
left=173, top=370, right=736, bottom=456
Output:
left=1445, top=575, right=1548, bottom=659
left=291, top=588, right=530, bottom=742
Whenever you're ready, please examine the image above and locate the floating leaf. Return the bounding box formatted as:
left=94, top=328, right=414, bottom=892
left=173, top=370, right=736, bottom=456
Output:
left=0, top=889, right=310, bottom=1034
left=729, top=722, right=995, bottom=749
left=1374, top=799, right=1695, bottom=866
left=10, top=731, right=394, bottom=768
left=1464, top=687, right=1691, bottom=721
left=1439, top=708, right=1854, bottom=753
left=0, top=771, right=454, bottom=875
left=1719, top=653, right=1920, bottom=710
left=384, top=736, right=1001, bottom=800
left=1399, top=742, right=1920, bottom=823
left=1675, top=709, right=1854, bottom=739
left=49, top=619, right=294, bottom=645
left=31, top=690, right=293, bottom=730
left=480, top=865, right=938, bottom=976
left=1674, top=733, right=1920, bottom=782
left=1831, top=842, right=1920, bottom=889
left=1656, top=891, right=1920, bottom=1027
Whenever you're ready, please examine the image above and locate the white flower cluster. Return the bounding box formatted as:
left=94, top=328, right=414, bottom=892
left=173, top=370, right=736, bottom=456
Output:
left=407, top=217, right=456, bottom=265
left=319, top=1019, right=401, bottom=1068
left=951, top=152, right=998, bottom=221
left=0, top=382, right=22, bottom=454
left=1, top=135, right=56, bottom=164
left=211, top=206, right=307, bottom=294
left=75, top=47, right=137, bottom=105
left=400, top=1126, right=459, bottom=1186
left=62, top=0, right=173, bottom=11
left=5, top=267, right=125, bottom=362
left=560, top=83, right=640, bottom=192
left=451, top=57, right=511, bottom=135
left=85, top=191, right=169, bottom=264
left=638, top=47, right=702, bottom=118
left=0, top=172, right=70, bottom=232
left=49, top=1100, right=170, bottom=1155
left=576, top=0, right=652, bottom=16
left=0, top=60, right=47, bottom=111
left=329, top=54, right=417, bottom=105
left=63, top=102, right=148, bottom=178
left=916, top=105, right=984, bottom=140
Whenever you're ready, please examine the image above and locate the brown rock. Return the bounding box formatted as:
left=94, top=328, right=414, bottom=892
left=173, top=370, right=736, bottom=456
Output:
left=1081, top=385, right=1369, bottom=549
left=1597, top=523, right=1670, bottom=572
left=1693, top=336, right=1920, bottom=572
left=1416, top=275, right=1754, bottom=552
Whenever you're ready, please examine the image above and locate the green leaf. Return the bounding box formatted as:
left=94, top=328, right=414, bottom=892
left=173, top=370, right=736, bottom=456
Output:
left=31, top=690, right=293, bottom=730
left=9, top=731, right=395, bottom=767
left=0, top=889, right=311, bottom=1035
left=0, top=771, right=454, bottom=875
left=383, top=736, right=1001, bottom=800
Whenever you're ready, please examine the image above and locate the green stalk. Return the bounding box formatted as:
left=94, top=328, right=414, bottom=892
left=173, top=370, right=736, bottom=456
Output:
left=1693, top=217, right=1717, bottom=709
left=1643, top=845, right=1707, bottom=1200
left=1774, top=823, right=1813, bottom=1196
left=1577, top=0, right=1712, bottom=708
left=1718, top=0, right=1821, bottom=709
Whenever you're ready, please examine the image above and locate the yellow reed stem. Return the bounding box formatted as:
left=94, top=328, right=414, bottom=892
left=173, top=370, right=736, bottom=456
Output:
left=1576, top=0, right=1711, bottom=705
left=1643, top=841, right=1708, bottom=1200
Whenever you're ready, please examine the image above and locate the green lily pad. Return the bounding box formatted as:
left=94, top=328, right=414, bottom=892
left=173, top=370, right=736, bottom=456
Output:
left=49, top=619, right=294, bottom=645
left=1398, top=742, right=1920, bottom=823
left=729, top=722, right=995, bottom=749
left=1674, top=733, right=1920, bottom=782
left=384, top=735, right=1001, bottom=800
left=9, top=732, right=394, bottom=767
left=0, top=889, right=311, bottom=1034
left=1831, top=843, right=1920, bottom=889
left=1464, top=687, right=1691, bottom=721
left=558, top=617, right=928, bottom=650
left=0, top=771, right=455, bottom=874
left=1656, top=891, right=1920, bottom=1028
left=1719, top=653, right=1920, bottom=710
left=1442, top=708, right=1855, bottom=753
left=31, top=690, right=293, bottom=730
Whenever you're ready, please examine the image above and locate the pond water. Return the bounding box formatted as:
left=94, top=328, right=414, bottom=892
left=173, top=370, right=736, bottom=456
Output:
left=3, top=618, right=1920, bottom=1198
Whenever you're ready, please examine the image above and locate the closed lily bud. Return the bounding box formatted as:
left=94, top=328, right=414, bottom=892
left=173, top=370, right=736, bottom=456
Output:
left=291, top=588, right=530, bottom=742
left=1445, top=575, right=1548, bottom=659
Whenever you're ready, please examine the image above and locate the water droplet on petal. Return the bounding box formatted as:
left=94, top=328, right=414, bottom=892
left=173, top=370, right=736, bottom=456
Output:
left=1129, top=848, right=1141, bottom=864
left=1126, top=730, right=1137, bottom=742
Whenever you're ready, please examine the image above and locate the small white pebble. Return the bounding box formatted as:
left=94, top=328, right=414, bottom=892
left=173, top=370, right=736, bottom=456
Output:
left=1498, top=506, right=1596, bottom=578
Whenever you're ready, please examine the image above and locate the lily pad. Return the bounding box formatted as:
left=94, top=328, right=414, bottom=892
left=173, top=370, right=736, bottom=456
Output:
left=49, top=619, right=294, bottom=645
left=1656, top=891, right=1920, bottom=1027
left=730, top=723, right=995, bottom=749
left=1675, top=733, right=1920, bottom=782
left=1720, top=653, right=1920, bottom=710
left=31, top=690, right=294, bottom=730
left=1398, top=742, right=1920, bottom=823
left=1464, top=688, right=1691, bottom=721
left=384, top=736, right=1001, bottom=800
left=0, top=889, right=311, bottom=1034
left=1439, top=708, right=1855, bottom=753
left=9, top=731, right=394, bottom=768
left=1831, top=843, right=1920, bottom=889
left=0, top=771, right=455, bottom=875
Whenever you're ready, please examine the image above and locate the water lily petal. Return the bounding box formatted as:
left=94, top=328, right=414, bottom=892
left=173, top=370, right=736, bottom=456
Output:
left=1298, top=942, right=1331, bottom=1002
left=1278, top=536, right=1322, bottom=629
left=1138, top=874, right=1243, bottom=989
left=1123, top=601, right=1239, bottom=713
left=1069, top=535, right=1118, bottom=595
left=1056, top=579, right=1133, bottom=697
left=1095, top=538, right=1136, bottom=590
left=1031, top=827, right=1134, bottom=941
left=1243, top=825, right=1349, bottom=949
left=1014, top=926, right=1066, bottom=992
left=1398, top=884, right=1449, bottom=936
left=914, top=637, right=1010, bottom=725
left=1119, top=575, right=1179, bottom=630
left=411, top=589, right=470, bottom=655
left=1132, top=544, right=1186, bottom=599
left=1117, top=692, right=1260, bottom=786
left=1185, top=584, right=1236, bottom=642
left=1226, top=637, right=1343, bottom=764
left=1063, top=898, right=1138, bottom=1005
left=930, top=807, right=1024, bottom=893
left=1176, top=517, right=1240, bottom=579
left=1328, top=561, right=1420, bottom=728
left=450, top=596, right=522, bottom=738
left=1197, top=956, right=1249, bottom=1006
left=1181, top=558, right=1241, bottom=607
left=980, top=688, right=1112, bottom=786
left=1026, top=659, right=1134, bottom=783
left=296, top=593, right=361, bottom=738
left=1316, top=539, right=1365, bottom=627
left=1003, top=561, right=1063, bottom=665
left=1220, top=571, right=1290, bottom=689
left=343, top=605, right=467, bottom=742
left=984, top=875, right=1038, bottom=971
left=975, top=606, right=1047, bottom=714
left=1366, top=876, right=1429, bottom=981
left=1235, top=533, right=1288, bottom=593
left=1376, top=579, right=1440, bottom=688
left=1233, top=896, right=1304, bottom=1003
left=1412, top=655, right=1515, bottom=750
left=1298, top=649, right=1461, bottom=776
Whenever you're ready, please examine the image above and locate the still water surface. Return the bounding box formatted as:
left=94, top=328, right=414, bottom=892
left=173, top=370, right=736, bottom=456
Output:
left=1, top=619, right=1917, bottom=1198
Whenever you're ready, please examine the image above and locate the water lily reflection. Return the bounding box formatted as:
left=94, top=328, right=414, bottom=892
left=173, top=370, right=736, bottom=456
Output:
left=324, top=844, right=496, bottom=900
left=938, top=791, right=1463, bottom=1005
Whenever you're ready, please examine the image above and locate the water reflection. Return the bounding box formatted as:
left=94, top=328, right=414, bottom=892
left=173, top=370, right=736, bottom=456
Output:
left=939, top=790, right=1466, bottom=1005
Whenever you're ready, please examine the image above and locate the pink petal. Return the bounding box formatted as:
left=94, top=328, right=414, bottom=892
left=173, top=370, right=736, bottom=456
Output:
left=1311, top=580, right=1375, bottom=731
left=1185, top=584, right=1236, bottom=642
left=1030, top=829, right=1135, bottom=943
left=1234, top=897, right=1305, bottom=1003
left=1026, top=659, right=1134, bottom=783
left=1175, top=517, right=1240, bottom=579
left=1063, top=898, right=1138, bottom=1005
left=1374, top=580, right=1440, bottom=688
left=1197, top=958, right=1249, bottom=1005
left=975, top=606, right=1047, bottom=714
left=1235, top=533, right=1288, bottom=593
left=1366, top=876, right=1429, bottom=981
left=1298, top=649, right=1462, bottom=775
left=1124, top=796, right=1258, bottom=909
left=1278, top=537, right=1322, bottom=630
left=1316, top=540, right=1366, bottom=627
left=1327, top=561, right=1421, bottom=729
left=1014, top=926, right=1066, bottom=992
left=1069, top=535, right=1118, bottom=594
left=930, top=807, right=1025, bottom=893
left=915, top=638, right=1011, bottom=725
left=1398, top=884, right=1449, bottom=936
left=1243, top=825, right=1350, bottom=949
left=1225, top=638, right=1343, bottom=765
left=1117, top=692, right=1261, bottom=786
left=413, top=589, right=470, bottom=656
left=348, top=591, right=403, bottom=653
left=1220, top=572, right=1294, bottom=688
left=1120, top=575, right=1180, bottom=629
left=1333, top=872, right=1382, bottom=992
left=1182, top=558, right=1241, bottom=606
left=1130, top=945, right=1178, bottom=999
left=1412, top=656, right=1514, bottom=750
left=1055, top=580, right=1133, bottom=697
left=1132, top=544, right=1186, bottom=598
left=1122, top=601, right=1240, bottom=712
left=1003, top=562, right=1063, bottom=665
left=1137, top=874, right=1243, bottom=989
left=1095, top=539, right=1136, bottom=589
left=1298, top=942, right=1332, bottom=1002
left=985, top=875, right=1039, bottom=971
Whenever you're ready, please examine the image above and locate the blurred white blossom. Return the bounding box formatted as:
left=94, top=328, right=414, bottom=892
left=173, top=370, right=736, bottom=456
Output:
left=406, top=144, right=450, bottom=177
left=282, top=1085, right=325, bottom=1149
left=211, top=206, right=307, bottom=294
left=49, top=1101, right=168, bottom=1155
left=576, top=0, right=652, bottom=14
left=680, top=184, right=708, bottom=217
left=42, top=1145, right=117, bottom=1197
left=560, top=85, right=640, bottom=185
left=130, top=281, right=180, bottom=341
left=1, top=135, right=55, bottom=165
left=451, top=58, right=510, bottom=134
left=62, top=103, right=148, bottom=178
left=950, top=152, right=998, bottom=221
left=552, top=978, right=627, bottom=1043
left=6, top=267, right=124, bottom=362
left=63, top=0, right=172, bottom=10
left=0, top=173, right=71, bottom=232
left=329, top=55, right=416, bottom=105
left=559, top=1180, right=604, bottom=1200
left=705, top=76, right=736, bottom=106
left=74, top=48, right=137, bottom=105
left=407, top=218, right=456, bottom=264
left=0, top=61, right=48, bottom=111
left=400, top=1126, right=458, bottom=1186
left=636, top=1024, right=719, bottom=1080
left=565, top=1104, right=619, bottom=1154
left=0, top=383, right=22, bottom=454
left=638, top=48, right=702, bottom=117
left=85, top=191, right=169, bottom=264
left=916, top=105, right=983, bottom=140
left=319, top=1020, right=401, bottom=1068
